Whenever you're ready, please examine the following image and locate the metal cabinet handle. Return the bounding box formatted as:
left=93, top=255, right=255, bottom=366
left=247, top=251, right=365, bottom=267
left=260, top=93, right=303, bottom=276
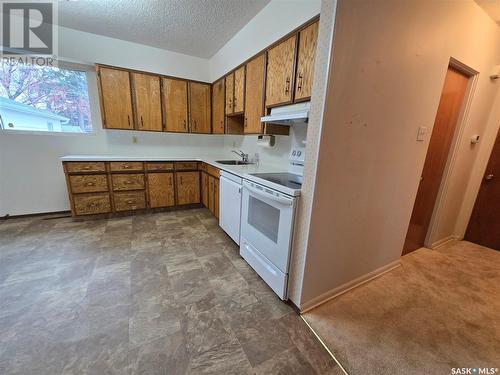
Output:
left=126, top=200, right=134, bottom=204
left=88, top=202, right=98, bottom=207
left=140, top=116, right=144, bottom=128
left=127, top=115, right=131, bottom=127
left=183, top=119, right=187, bottom=129
left=86, top=182, right=95, bottom=186
left=244, top=117, right=248, bottom=128
left=285, top=77, right=290, bottom=94
left=485, top=174, right=495, bottom=180
left=83, top=166, right=91, bottom=170
left=297, top=74, right=303, bottom=91
left=124, top=165, right=130, bottom=169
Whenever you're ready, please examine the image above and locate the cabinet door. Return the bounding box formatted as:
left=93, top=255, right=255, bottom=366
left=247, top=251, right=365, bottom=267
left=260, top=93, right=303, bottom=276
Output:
left=213, top=177, right=219, bottom=219
left=212, top=78, right=225, bottom=134
left=201, top=171, right=209, bottom=207
left=233, top=66, right=245, bottom=114
left=244, top=54, right=265, bottom=134
left=208, top=175, right=215, bottom=215
left=147, top=172, right=175, bottom=208
left=163, top=78, right=188, bottom=133
left=265, top=35, right=297, bottom=107
left=98, top=67, right=134, bottom=129
left=295, top=21, right=319, bottom=101
left=176, top=171, right=200, bottom=205
left=189, top=82, right=211, bottom=133
left=225, top=72, right=234, bottom=114
left=132, top=73, right=163, bottom=131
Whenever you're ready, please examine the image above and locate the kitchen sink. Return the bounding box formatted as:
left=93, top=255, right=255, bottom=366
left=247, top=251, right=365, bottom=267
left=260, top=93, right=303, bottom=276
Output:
left=215, top=160, right=254, bottom=165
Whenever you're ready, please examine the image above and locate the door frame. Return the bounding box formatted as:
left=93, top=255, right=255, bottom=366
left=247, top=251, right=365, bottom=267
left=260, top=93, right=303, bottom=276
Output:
left=424, top=58, right=479, bottom=249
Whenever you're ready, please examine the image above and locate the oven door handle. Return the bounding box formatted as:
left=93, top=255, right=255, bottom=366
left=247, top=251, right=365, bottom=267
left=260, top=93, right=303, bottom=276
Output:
left=244, top=185, right=293, bottom=206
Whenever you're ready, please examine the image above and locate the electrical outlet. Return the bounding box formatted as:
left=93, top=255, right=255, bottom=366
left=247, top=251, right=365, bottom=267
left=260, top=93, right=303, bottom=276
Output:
left=132, top=136, right=138, bottom=144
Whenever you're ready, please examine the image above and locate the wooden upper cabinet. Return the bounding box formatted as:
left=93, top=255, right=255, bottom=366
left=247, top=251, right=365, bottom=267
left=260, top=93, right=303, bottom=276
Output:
left=189, top=82, right=211, bottom=133
left=212, top=78, right=225, bottom=134
left=176, top=171, right=200, bottom=205
left=244, top=54, right=265, bottom=134
left=163, top=78, right=188, bottom=133
left=295, top=21, right=319, bottom=101
left=265, top=35, right=297, bottom=108
left=98, top=67, right=134, bottom=130
left=132, top=73, right=162, bottom=131
left=225, top=72, right=234, bottom=114
left=233, top=66, right=245, bottom=114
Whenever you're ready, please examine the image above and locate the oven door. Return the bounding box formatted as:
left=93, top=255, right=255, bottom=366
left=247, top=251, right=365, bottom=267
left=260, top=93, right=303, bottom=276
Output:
left=240, top=180, right=296, bottom=272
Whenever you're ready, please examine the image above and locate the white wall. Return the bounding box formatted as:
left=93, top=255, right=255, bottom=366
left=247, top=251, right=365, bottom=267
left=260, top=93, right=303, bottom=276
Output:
left=209, top=0, right=321, bottom=81
left=297, top=0, right=500, bottom=308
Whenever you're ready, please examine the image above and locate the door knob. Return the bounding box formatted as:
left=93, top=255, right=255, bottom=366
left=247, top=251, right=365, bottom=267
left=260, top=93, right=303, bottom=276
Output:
left=485, top=174, right=494, bottom=180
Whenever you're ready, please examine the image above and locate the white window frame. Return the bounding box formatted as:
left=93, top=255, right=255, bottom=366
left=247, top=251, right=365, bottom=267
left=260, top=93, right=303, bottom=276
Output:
left=0, top=60, right=97, bottom=136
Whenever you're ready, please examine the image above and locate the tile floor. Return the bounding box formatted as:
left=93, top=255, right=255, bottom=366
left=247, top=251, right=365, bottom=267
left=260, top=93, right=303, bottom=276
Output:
left=0, top=209, right=340, bottom=375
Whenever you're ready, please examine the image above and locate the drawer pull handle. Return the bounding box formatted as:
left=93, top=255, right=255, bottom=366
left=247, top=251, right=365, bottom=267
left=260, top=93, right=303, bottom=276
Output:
left=83, top=166, right=91, bottom=170
left=285, top=77, right=290, bottom=94
left=86, top=182, right=95, bottom=186
left=124, top=165, right=130, bottom=169
left=124, top=181, right=133, bottom=184
left=126, top=200, right=134, bottom=204
left=88, top=202, right=98, bottom=207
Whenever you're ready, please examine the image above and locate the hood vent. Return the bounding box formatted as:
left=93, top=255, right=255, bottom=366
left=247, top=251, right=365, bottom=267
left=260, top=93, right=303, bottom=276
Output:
left=261, top=102, right=310, bottom=126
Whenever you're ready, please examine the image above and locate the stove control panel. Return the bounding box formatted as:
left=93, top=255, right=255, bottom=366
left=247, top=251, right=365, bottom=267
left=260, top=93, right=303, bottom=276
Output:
left=289, top=147, right=305, bottom=165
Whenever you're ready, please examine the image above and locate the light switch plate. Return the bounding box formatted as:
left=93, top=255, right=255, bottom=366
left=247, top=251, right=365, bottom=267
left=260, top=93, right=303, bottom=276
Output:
left=417, top=126, right=427, bottom=142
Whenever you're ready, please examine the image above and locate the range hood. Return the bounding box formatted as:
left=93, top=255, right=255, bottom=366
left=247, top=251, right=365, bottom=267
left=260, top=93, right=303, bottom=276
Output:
left=261, top=102, right=310, bottom=126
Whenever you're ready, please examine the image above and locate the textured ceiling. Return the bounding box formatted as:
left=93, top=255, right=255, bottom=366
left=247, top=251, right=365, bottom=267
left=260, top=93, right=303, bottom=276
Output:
left=58, top=0, right=271, bottom=58
left=475, top=0, right=500, bottom=25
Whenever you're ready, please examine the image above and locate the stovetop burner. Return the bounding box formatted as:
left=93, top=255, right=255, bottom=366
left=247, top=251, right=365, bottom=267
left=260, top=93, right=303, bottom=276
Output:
left=250, top=173, right=302, bottom=189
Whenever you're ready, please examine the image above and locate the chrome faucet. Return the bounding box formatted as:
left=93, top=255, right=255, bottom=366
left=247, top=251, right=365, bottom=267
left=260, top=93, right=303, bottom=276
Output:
left=232, top=149, right=249, bottom=163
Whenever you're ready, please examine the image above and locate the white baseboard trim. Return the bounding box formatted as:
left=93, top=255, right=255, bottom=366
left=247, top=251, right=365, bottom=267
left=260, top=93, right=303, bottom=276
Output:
left=430, top=235, right=459, bottom=249
left=299, top=260, right=401, bottom=313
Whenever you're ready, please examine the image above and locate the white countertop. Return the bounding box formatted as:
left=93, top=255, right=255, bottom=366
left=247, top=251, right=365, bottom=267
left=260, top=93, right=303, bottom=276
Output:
left=60, top=155, right=301, bottom=196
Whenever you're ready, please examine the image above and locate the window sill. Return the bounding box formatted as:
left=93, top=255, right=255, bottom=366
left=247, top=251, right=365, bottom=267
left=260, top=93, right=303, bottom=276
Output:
left=0, top=129, right=96, bottom=136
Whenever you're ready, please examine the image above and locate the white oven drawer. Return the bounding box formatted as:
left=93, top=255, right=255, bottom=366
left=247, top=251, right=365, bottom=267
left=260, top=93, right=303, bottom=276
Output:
left=240, top=238, right=288, bottom=300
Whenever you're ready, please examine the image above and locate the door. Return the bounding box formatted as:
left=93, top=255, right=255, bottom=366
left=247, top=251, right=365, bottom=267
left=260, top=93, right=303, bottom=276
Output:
left=189, top=82, right=211, bottom=133
left=163, top=78, right=188, bottom=133
left=220, top=176, right=241, bottom=244
left=465, top=129, right=500, bottom=250
left=201, top=171, right=209, bottom=207
left=132, top=73, right=163, bottom=131
left=403, top=66, right=469, bottom=255
left=233, top=66, right=245, bottom=114
left=295, top=21, right=319, bottom=101
left=176, top=171, right=200, bottom=205
left=225, top=72, right=234, bottom=115
left=265, top=35, right=297, bottom=108
left=244, top=54, right=265, bottom=134
left=98, top=67, right=134, bottom=130
left=212, top=78, right=225, bottom=134
left=147, top=173, right=175, bottom=208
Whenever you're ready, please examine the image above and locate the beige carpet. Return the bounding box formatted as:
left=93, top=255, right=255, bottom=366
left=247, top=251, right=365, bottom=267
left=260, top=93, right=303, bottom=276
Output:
left=303, top=241, right=500, bottom=375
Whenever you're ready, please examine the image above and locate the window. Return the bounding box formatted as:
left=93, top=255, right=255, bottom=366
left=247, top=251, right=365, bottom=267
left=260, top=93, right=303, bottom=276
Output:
left=0, top=61, right=92, bottom=133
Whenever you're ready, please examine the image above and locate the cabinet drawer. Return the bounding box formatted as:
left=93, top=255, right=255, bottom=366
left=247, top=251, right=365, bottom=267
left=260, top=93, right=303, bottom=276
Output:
left=175, top=161, right=198, bottom=171
left=69, top=174, right=109, bottom=194
left=146, top=162, right=174, bottom=171
left=114, top=191, right=146, bottom=211
left=109, top=161, right=144, bottom=172
left=74, top=193, right=111, bottom=215
left=65, top=162, right=106, bottom=173
left=206, top=164, right=220, bottom=178
left=112, top=174, right=145, bottom=191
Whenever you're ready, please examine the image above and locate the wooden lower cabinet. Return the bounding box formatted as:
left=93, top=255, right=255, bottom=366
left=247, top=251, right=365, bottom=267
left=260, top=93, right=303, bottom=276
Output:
left=114, top=191, right=146, bottom=211
left=63, top=161, right=220, bottom=218
left=201, top=171, right=209, bottom=207
left=200, top=163, right=220, bottom=218
left=73, top=193, right=112, bottom=215
left=147, top=172, right=175, bottom=208
left=176, top=171, right=200, bottom=205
